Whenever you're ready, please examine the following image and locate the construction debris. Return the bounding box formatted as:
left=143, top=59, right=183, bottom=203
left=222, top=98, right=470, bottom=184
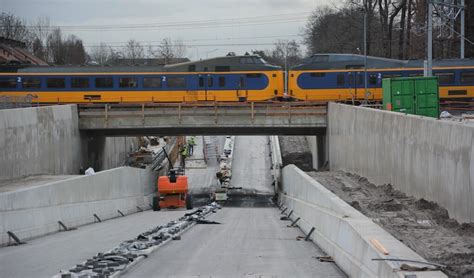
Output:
left=55, top=202, right=221, bottom=278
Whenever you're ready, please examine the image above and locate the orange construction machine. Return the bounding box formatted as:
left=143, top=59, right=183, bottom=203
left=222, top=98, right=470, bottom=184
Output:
left=153, top=148, right=193, bottom=211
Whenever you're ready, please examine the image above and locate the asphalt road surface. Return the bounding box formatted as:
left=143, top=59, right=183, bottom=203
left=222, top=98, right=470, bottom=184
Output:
left=0, top=210, right=185, bottom=277
left=232, top=136, right=274, bottom=194
left=124, top=207, right=346, bottom=277
left=123, top=136, right=346, bottom=277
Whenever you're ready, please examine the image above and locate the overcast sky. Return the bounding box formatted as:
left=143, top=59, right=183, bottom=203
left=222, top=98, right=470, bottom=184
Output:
left=2, top=0, right=340, bottom=59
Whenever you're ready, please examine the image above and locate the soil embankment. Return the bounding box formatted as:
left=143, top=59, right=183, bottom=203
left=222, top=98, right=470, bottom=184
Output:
left=309, top=171, right=474, bottom=278
left=278, top=136, right=313, bottom=171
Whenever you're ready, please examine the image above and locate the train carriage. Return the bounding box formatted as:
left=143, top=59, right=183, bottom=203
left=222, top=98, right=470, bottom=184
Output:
left=0, top=55, right=284, bottom=103
left=289, top=54, right=474, bottom=102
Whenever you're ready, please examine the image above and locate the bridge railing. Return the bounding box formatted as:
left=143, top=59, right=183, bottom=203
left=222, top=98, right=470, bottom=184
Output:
left=78, top=101, right=327, bottom=125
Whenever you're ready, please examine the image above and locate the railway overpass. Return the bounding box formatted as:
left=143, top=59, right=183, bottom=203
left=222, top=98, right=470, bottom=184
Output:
left=77, top=102, right=327, bottom=136
left=1, top=103, right=469, bottom=277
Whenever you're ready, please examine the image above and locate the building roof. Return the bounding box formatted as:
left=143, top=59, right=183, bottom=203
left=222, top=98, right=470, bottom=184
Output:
left=0, top=37, right=48, bottom=68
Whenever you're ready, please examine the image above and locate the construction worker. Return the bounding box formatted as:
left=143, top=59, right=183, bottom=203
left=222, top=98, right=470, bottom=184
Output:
left=187, top=136, right=196, bottom=156
left=180, top=144, right=188, bottom=167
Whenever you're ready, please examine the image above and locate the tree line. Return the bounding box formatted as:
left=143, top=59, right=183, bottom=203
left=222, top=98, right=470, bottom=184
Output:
left=0, top=12, right=188, bottom=66
left=1, top=2, right=472, bottom=67
left=303, top=0, right=473, bottom=60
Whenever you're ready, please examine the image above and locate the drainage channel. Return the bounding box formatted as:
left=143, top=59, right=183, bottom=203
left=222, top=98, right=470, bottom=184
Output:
left=55, top=202, right=221, bottom=278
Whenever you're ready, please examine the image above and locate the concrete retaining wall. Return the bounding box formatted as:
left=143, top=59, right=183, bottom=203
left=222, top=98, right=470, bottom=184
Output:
left=280, top=165, right=446, bottom=278
left=0, top=166, right=157, bottom=245
left=0, top=105, right=84, bottom=182
left=328, top=103, right=474, bottom=223
left=269, top=136, right=282, bottom=190
left=0, top=105, right=140, bottom=182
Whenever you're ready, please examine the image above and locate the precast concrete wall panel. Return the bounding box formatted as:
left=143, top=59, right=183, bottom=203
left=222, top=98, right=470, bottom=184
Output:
left=328, top=103, right=474, bottom=223
left=0, top=167, right=157, bottom=245
left=0, top=105, right=83, bottom=182
left=280, top=165, right=446, bottom=278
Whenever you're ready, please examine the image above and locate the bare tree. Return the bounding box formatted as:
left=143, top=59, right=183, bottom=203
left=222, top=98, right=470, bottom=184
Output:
left=157, top=37, right=188, bottom=63
left=90, top=42, right=114, bottom=65
left=46, top=28, right=65, bottom=64
left=63, top=35, right=86, bottom=65
left=158, top=38, right=175, bottom=63
left=0, top=12, right=34, bottom=48
left=172, top=38, right=187, bottom=58
left=378, top=0, right=404, bottom=58
left=124, top=39, right=144, bottom=64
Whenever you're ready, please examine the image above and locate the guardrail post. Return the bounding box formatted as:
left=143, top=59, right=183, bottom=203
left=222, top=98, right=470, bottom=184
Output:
left=214, top=102, right=218, bottom=124
left=105, top=104, right=108, bottom=127
left=141, top=104, right=145, bottom=125
left=251, top=102, right=255, bottom=123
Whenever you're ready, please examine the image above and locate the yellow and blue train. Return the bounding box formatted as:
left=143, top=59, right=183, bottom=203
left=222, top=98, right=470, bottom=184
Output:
left=0, top=54, right=473, bottom=103
left=289, top=54, right=474, bottom=102
left=0, top=55, right=284, bottom=103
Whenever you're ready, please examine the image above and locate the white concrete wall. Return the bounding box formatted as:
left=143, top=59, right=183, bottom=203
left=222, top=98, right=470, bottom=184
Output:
left=328, top=103, right=474, bottom=223
left=0, top=105, right=84, bottom=182
left=269, top=136, right=282, bottom=190
left=306, top=136, right=318, bottom=170
left=280, top=165, right=446, bottom=278
left=0, top=167, right=157, bottom=245
left=0, top=105, right=141, bottom=182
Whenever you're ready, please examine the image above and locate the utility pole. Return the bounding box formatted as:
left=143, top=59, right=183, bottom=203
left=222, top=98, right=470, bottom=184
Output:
left=363, top=1, right=368, bottom=103
left=426, top=0, right=466, bottom=74
left=426, top=0, right=433, bottom=77
left=461, top=0, right=465, bottom=59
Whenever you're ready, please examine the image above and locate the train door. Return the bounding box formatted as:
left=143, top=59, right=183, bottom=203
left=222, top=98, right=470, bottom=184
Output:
left=198, top=74, right=215, bottom=101
left=348, top=71, right=364, bottom=100
left=236, top=75, right=247, bottom=101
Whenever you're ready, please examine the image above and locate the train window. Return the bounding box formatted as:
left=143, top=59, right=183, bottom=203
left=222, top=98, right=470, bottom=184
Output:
left=369, top=74, right=377, bottom=85
left=71, top=78, right=89, bottom=88
left=95, top=77, right=113, bottom=88
left=119, top=77, right=137, bottom=88
left=0, top=78, right=16, bottom=89
left=47, top=78, right=65, bottom=89
left=23, top=78, right=41, bottom=89
left=434, top=72, right=454, bottom=84
left=348, top=74, right=363, bottom=85
left=198, top=76, right=204, bottom=87
left=336, top=74, right=345, bottom=85
left=215, top=66, right=230, bottom=72
left=167, top=77, right=186, bottom=88
left=310, top=72, right=325, bottom=77
left=461, top=71, right=474, bottom=83
left=219, top=76, right=225, bottom=87
left=246, top=73, right=262, bottom=78
left=188, top=65, right=196, bottom=72
left=207, top=76, right=213, bottom=87
left=143, top=77, right=162, bottom=88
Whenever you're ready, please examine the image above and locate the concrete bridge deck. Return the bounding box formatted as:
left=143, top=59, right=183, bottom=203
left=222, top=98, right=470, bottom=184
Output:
left=78, top=102, right=327, bottom=136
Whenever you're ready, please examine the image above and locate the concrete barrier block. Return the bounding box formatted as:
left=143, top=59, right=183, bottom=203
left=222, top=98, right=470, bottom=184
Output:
left=280, top=165, right=446, bottom=278
left=328, top=102, right=474, bottom=223
left=0, top=166, right=155, bottom=245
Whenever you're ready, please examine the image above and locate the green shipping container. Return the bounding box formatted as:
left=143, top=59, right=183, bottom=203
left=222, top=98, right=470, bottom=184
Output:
left=383, top=77, right=439, bottom=118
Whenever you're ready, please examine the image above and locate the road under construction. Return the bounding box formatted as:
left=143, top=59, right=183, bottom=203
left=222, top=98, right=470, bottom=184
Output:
left=1, top=102, right=472, bottom=277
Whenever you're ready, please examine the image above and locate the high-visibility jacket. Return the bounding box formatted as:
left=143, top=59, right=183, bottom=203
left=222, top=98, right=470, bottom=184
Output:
left=181, top=145, right=187, bottom=156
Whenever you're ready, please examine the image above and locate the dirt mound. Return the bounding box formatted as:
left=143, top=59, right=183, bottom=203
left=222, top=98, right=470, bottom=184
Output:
left=308, top=171, right=474, bottom=278
left=278, top=136, right=313, bottom=171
